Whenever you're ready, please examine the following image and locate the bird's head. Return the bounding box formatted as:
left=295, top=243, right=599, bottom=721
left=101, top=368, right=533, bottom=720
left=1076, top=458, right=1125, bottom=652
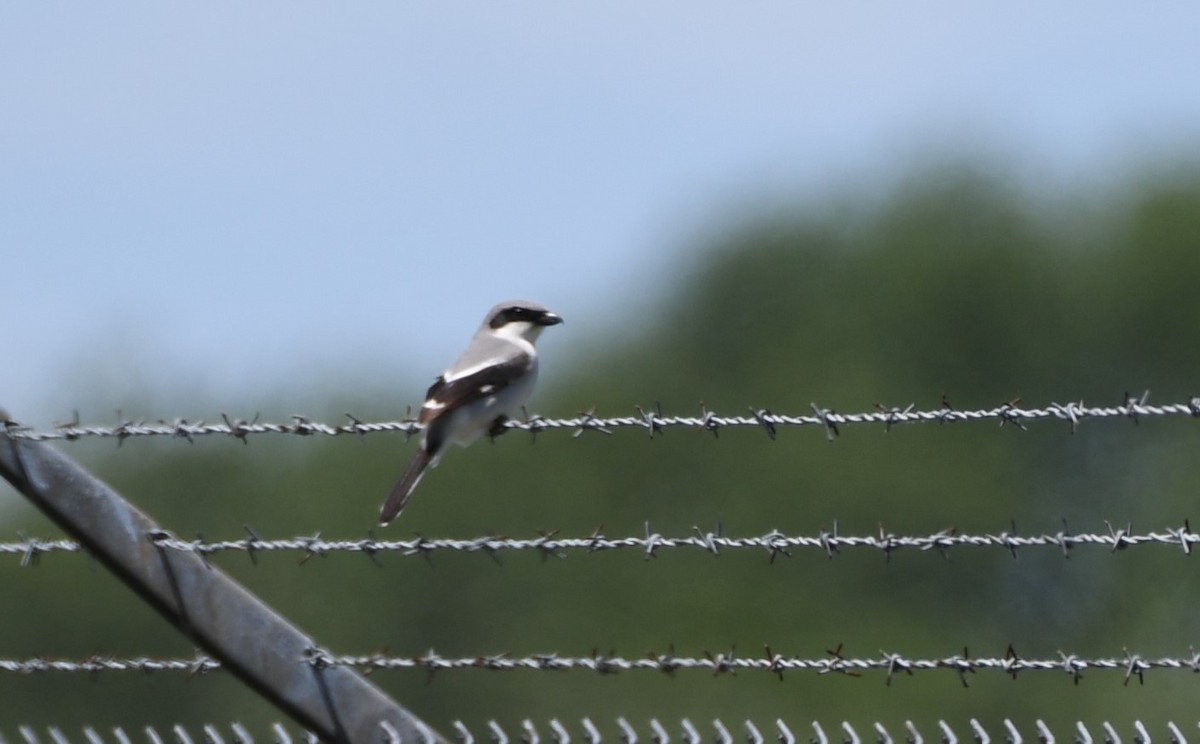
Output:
left=486, top=300, right=563, bottom=343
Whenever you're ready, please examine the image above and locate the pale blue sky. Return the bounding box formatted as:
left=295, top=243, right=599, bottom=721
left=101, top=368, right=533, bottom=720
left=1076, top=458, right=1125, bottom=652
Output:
left=3, top=2, right=1198, bottom=425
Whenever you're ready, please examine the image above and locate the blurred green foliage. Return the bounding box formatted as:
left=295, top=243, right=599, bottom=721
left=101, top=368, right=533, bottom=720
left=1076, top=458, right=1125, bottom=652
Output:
left=4, top=164, right=1200, bottom=731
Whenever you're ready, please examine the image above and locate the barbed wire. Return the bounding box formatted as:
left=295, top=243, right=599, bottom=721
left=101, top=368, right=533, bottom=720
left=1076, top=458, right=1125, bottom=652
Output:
left=2, top=523, right=1193, bottom=565
left=0, top=655, right=223, bottom=675
left=3, top=393, right=1199, bottom=444
left=2, top=645, right=1197, bottom=685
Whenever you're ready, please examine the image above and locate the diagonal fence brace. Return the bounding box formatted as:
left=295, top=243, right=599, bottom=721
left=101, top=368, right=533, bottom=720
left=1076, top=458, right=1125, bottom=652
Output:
left=0, top=425, right=445, bottom=744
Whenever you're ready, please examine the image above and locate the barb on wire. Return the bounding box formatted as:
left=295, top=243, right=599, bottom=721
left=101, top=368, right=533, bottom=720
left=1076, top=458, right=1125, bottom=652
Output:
left=6, top=394, right=1200, bottom=443
left=0, top=536, right=83, bottom=566
left=6, top=647, right=1200, bottom=684
left=6, top=523, right=1198, bottom=563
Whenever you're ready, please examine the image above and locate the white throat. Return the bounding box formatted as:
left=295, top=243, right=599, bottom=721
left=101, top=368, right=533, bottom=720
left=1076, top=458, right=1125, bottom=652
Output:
left=493, top=321, right=544, bottom=346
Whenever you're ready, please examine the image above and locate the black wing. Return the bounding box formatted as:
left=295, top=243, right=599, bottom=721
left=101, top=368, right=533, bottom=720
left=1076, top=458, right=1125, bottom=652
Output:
left=419, top=355, right=532, bottom=424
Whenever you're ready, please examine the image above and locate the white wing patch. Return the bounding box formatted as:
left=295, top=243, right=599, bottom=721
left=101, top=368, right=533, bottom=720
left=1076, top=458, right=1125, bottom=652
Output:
left=445, top=359, right=500, bottom=383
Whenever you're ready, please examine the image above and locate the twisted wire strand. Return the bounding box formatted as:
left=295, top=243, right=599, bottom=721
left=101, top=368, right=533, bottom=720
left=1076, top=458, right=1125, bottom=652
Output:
left=0, top=717, right=1190, bottom=744
left=3, top=395, right=1199, bottom=443
left=2, top=647, right=1194, bottom=684
left=2, top=524, right=1193, bottom=564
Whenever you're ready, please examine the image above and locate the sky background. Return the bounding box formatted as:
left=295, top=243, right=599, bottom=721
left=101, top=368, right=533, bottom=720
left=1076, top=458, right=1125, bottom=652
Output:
left=3, top=2, right=1199, bottom=426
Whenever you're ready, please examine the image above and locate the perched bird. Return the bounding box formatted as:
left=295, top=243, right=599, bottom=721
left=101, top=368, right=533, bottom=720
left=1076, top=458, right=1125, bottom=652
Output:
left=379, top=300, right=563, bottom=524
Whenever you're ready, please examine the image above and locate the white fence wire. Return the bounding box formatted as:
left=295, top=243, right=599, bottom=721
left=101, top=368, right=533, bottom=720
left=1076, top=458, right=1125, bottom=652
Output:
left=5, top=716, right=1192, bottom=744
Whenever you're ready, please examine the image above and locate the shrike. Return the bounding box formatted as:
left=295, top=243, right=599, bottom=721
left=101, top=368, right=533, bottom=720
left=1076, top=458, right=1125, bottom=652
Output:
left=379, top=299, right=563, bottom=524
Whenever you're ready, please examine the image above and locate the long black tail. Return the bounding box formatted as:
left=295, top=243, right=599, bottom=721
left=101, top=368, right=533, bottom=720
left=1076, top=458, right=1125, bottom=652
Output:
left=379, top=447, right=432, bottom=525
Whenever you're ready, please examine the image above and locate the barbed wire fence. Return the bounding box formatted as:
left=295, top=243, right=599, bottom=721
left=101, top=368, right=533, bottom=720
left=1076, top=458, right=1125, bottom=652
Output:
left=2, top=523, right=1196, bottom=564
left=3, top=647, right=1198, bottom=683
left=4, top=396, right=1200, bottom=741
left=5, top=393, right=1197, bottom=444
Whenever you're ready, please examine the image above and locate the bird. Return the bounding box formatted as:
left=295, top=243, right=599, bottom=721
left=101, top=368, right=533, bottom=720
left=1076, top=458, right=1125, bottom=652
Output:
left=378, top=299, right=563, bottom=525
